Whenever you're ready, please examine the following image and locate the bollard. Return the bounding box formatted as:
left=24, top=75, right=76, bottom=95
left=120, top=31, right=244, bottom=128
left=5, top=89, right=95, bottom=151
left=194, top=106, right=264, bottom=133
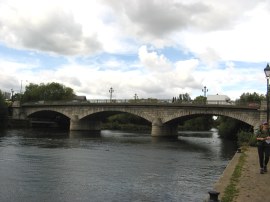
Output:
left=208, top=190, right=220, bottom=202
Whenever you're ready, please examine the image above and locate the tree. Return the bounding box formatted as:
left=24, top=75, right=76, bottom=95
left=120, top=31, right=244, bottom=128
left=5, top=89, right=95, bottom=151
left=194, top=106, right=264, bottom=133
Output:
left=102, top=113, right=151, bottom=131
left=218, top=116, right=251, bottom=140
left=235, top=92, right=265, bottom=105
left=0, top=90, right=8, bottom=129
left=22, top=83, right=40, bottom=102
left=173, top=93, right=192, bottom=103
left=217, top=92, right=260, bottom=139
left=179, top=93, right=191, bottom=102
left=182, top=115, right=214, bottom=131
left=193, top=95, right=206, bottom=104
left=106, top=113, right=149, bottom=125
left=178, top=95, right=213, bottom=131
left=22, top=82, right=75, bottom=102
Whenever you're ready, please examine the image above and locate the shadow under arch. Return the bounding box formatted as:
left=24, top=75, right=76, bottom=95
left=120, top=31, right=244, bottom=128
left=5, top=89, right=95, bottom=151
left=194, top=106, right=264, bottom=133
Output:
left=27, top=110, right=70, bottom=129
left=79, top=110, right=151, bottom=132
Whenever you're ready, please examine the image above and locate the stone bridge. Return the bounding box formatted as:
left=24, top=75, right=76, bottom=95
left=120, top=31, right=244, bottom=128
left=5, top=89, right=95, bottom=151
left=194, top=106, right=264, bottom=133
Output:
left=12, top=101, right=267, bottom=137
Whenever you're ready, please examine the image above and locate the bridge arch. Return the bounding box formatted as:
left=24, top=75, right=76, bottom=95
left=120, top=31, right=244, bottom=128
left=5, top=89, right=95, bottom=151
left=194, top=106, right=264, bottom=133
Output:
left=78, top=108, right=154, bottom=123
left=69, top=108, right=153, bottom=132
left=26, top=109, right=70, bottom=128
left=25, top=108, right=72, bottom=119
left=162, top=109, right=260, bottom=128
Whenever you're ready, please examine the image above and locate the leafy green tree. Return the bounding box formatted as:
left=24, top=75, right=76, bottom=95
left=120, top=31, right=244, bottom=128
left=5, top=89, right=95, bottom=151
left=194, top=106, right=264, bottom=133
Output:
left=179, top=93, right=191, bottom=102
left=237, top=131, right=257, bottom=147
left=173, top=93, right=192, bottom=103
left=193, top=95, right=206, bottom=104
left=0, top=90, right=8, bottom=129
left=218, top=116, right=251, bottom=140
left=218, top=92, right=264, bottom=139
left=22, top=83, right=40, bottom=101
left=106, top=113, right=149, bottom=125
left=22, top=82, right=75, bottom=102
left=235, top=92, right=265, bottom=105
left=183, top=115, right=214, bottom=131
left=102, top=113, right=150, bottom=131
left=12, top=93, right=22, bottom=101
left=178, top=95, right=213, bottom=131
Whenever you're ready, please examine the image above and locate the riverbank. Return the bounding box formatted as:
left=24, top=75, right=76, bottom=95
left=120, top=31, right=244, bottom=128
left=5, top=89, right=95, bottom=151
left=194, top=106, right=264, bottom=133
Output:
left=211, top=146, right=270, bottom=202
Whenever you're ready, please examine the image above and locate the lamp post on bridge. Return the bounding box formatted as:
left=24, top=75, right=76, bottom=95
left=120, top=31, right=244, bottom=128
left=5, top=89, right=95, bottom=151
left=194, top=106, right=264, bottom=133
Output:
left=134, top=93, right=138, bottom=101
left=264, top=63, right=270, bottom=125
left=11, top=88, right=14, bottom=102
left=109, top=87, right=114, bottom=102
left=19, top=80, right=28, bottom=102
left=202, top=86, right=208, bottom=104
left=202, top=86, right=208, bottom=97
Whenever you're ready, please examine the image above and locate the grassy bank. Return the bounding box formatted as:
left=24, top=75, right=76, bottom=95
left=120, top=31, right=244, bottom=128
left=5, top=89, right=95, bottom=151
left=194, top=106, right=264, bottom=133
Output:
left=221, top=149, right=247, bottom=202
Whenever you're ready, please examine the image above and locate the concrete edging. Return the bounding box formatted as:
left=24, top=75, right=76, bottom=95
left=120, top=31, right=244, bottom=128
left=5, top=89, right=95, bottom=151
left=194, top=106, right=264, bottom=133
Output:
left=212, top=151, right=241, bottom=199
left=204, top=151, right=241, bottom=201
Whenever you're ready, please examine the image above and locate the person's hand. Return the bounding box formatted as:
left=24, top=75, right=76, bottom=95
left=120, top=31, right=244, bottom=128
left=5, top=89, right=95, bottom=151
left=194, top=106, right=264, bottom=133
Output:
left=257, top=137, right=266, bottom=141
left=267, top=136, right=270, bottom=140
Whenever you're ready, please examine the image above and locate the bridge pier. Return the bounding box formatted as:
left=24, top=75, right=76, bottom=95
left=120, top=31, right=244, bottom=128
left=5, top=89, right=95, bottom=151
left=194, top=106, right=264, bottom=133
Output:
left=151, top=118, right=178, bottom=137
left=70, top=115, right=101, bottom=131
left=12, top=101, right=27, bottom=119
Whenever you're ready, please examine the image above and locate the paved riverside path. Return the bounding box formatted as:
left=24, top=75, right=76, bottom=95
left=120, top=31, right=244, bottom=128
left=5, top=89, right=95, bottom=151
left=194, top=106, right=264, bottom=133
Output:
left=213, top=147, right=270, bottom=202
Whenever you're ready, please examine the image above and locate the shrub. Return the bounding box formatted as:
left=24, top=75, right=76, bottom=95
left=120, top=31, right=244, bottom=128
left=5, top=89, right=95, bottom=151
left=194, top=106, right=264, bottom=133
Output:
left=237, top=131, right=257, bottom=147
left=0, top=90, right=8, bottom=129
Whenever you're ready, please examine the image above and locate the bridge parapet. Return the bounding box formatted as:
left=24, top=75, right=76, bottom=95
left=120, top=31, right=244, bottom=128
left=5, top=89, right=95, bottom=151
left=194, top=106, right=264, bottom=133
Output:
left=21, top=99, right=261, bottom=108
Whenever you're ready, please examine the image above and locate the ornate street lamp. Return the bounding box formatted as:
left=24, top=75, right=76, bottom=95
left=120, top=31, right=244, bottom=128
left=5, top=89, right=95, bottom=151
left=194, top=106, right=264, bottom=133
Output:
left=134, top=93, right=138, bottom=101
left=202, top=86, right=208, bottom=104
left=264, top=63, right=270, bottom=124
left=11, top=88, right=14, bottom=102
left=109, top=87, right=114, bottom=102
left=202, top=86, right=208, bottom=97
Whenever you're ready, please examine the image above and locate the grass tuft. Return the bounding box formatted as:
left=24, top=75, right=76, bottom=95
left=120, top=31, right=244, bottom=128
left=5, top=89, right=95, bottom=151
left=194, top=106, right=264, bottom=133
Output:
left=221, top=151, right=246, bottom=202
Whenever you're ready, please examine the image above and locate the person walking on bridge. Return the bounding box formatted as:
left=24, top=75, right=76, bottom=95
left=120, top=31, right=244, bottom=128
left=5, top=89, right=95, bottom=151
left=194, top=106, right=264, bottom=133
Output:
left=256, top=122, right=270, bottom=174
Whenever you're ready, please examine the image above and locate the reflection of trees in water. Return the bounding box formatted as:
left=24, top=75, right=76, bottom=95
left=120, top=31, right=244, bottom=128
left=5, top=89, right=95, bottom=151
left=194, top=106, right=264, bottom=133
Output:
left=69, top=130, right=101, bottom=139
left=219, top=138, right=237, bottom=159
left=178, top=131, right=213, bottom=138
left=70, top=130, right=212, bottom=152
left=175, top=137, right=211, bottom=153
left=178, top=130, right=237, bottom=160
left=70, top=130, right=237, bottom=157
left=12, top=128, right=75, bottom=149
left=0, top=130, right=8, bottom=138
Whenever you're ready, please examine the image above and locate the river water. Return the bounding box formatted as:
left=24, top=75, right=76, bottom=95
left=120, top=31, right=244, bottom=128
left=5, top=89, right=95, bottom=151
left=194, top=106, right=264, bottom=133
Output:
left=0, top=129, right=237, bottom=202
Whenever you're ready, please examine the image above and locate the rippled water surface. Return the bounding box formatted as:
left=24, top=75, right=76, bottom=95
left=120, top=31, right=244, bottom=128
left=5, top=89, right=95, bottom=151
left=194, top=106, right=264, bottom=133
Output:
left=0, top=129, right=237, bottom=202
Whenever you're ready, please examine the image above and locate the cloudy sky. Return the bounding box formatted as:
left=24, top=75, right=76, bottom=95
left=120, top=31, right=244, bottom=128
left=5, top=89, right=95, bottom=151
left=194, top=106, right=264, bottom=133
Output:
left=0, top=0, right=270, bottom=100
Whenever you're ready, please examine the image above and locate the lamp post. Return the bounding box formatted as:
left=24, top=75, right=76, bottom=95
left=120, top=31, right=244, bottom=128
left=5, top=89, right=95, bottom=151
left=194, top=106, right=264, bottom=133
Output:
left=20, top=80, right=28, bottom=102
left=11, top=89, right=14, bottom=102
left=109, top=87, right=114, bottom=102
left=202, top=86, right=208, bottom=105
left=20, top=80, right=28, bottom=93
left=264, top=63, right=270, bottom=124
left=134, top=93, right=138, bottom=101
left=20, top=80, right=22, bottom=94
left=202, top=86, right=208, bottom=97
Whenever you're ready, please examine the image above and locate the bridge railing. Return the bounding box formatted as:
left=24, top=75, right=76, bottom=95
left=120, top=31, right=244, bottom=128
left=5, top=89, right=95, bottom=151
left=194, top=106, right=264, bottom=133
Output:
left=87, top=99, right=173, bottom=104
left=20, top=99, right=261, bottom=109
